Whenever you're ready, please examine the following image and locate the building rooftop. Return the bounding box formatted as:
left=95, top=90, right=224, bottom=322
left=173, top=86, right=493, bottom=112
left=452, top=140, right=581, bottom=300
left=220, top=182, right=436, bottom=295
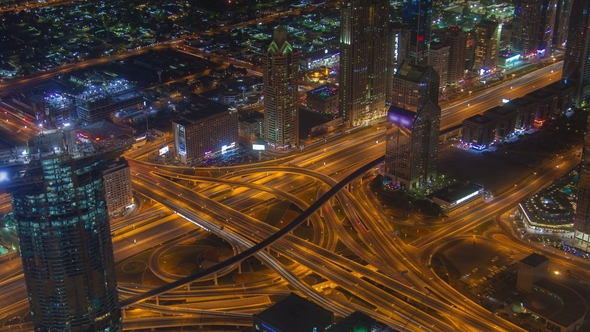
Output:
left=484, top=105, right=517, bottom=118
left=253, top=293, right=333, bottom=332
left=429, top=182, right=484, bottom=204
left=308, top=85, right=338, bottom=99
left=542, top=80, right=576, bottom=93
left=394, top=60, right=430, bottom=84
left=174, top=94, right=233, bottom=125
left=505, top=97, right=536, bottom=109
left=463, top=114, right=496, bottom=125
left=525, top=89, right=557, bottom=101
left=327, top=311, right=394, bottom=332
left=520, top=253, right=549, bottom=268
left=524, top=278, right=587, bottom=328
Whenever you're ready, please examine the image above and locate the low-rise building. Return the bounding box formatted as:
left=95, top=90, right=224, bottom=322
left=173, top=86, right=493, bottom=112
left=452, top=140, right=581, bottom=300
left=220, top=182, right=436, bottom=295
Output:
left=483, top=106, right=518, bottom=139
left=462, top=114, right=496, bottom=149
left=524, top=89, right=559, bottom=122
left=306, top=85, right=339, bottom=115
left=253, top=293, right=333, bottom=332
left=427, top=182, right=484, bottom=217
left=504, top=98, right=538, bottom=130
left=541, top=80, right=576, bottom=114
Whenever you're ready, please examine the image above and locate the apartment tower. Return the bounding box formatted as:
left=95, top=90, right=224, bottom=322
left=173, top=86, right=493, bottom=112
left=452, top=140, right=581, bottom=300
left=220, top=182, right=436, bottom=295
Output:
left=264, top=26, right=300, bottom=148
left=339, top=0, right=389, bottom=126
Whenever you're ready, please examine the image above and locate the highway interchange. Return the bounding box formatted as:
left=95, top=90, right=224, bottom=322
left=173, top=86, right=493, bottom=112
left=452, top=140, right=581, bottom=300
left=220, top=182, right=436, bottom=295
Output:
left=1, top=55, right=589, bottom=331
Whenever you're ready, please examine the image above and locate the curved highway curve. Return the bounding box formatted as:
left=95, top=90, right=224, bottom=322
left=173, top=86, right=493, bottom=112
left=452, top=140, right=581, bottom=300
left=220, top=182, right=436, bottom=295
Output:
left=119, top=156, right=384, bottom=308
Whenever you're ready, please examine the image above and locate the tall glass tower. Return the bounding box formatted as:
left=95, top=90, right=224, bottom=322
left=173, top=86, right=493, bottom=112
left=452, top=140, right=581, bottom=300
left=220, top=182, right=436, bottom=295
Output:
left=562, top=0, right=590, bottom=108
left=2, top=131, right=122, bottom=331
left=339, top=0, right=389, bottom=126
left=386, top=61, right=441, bottom=189
left=402, top=0, right=433, bottom=64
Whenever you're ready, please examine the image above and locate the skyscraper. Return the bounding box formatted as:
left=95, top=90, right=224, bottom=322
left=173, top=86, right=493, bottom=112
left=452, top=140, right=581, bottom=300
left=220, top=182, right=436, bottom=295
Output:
left=387, top=23, right=410, bottom=103
left=570, top=0, right=590, bottom=248
left=562, top=0, right=590, bottom=108
left=442, top=27, right=466, bottom=84
left=1, top=131, right=122, bottom=331
left=512, top=0, right=555, bottom=58
left=402, top=0, right=433, bottom=64
left=264, top=26, right=299, bottom=148
left=428, top=42, right=449, bottom=87
left=386, top=61, right=441, bottom=189
left=553, top=0, right=573, bottom=47
left=474, top=20, right=499, bottom=72
left=339, top=0, right=389, bottom=126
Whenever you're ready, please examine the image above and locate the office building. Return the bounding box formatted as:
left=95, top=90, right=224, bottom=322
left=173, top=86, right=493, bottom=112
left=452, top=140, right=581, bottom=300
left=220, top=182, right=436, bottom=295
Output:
left=70, top=79, right=144, bottom=125
left=483, top=106, right=518, bottom=139
left=402, top=0, right=433, bottom=64
left=473, top=20, right=499, bottom=72
left=173, top=94, right=239, bottom=164
left=263, top=26, right=300, bottom=147
left=253, top=293, right=333, bottom=332
left=103, top=157, right=133, bottom=217
left=562, top=0, right=590, bottom=108
left=442, top=27, right=466, bottom=84
left=0, top=130, right=124, bottom=331
left=339, top=0, right=389, bottom=126
left=391, top=61, right=440, bottom=111
left=428, top=42, right=449, bottom=87
left=553, top=0, right=573, bottom=47
left=462, top=114, right=496, bottom=149
left=541, top=79, right=576, bottom=114
left=386, top=62, right=440, bottom=189
left=538, top=0, right=557, bottom=55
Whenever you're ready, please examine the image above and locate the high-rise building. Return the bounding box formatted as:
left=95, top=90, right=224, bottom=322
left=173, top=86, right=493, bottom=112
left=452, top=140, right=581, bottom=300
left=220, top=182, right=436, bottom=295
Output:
left=0, top=130, right=123, bottom=331
left=173, top=94, right=239, bottom=164
left=264, top=26, right=300, bottom=146
left=402, top=0, right=433, bottom=64
left=562, top=0, right=590, bottom=108
left=103, top=157, right=134, bottom=217
left=391, top=61, right=440, bottom=111
left=512, top=0, right=555, bottom=58
left=553, top=0, right=573, bottom=47
left=386, top=61, right=440, bottom=189
left=428, top=42, right=449, bottom=87
left=387, top=23, right=410, bottom=103
left=339, top=0, right=389, bottom=126
left=442, top=27, right=466, bottom=84
left=474, top=20, right=499, bottom=72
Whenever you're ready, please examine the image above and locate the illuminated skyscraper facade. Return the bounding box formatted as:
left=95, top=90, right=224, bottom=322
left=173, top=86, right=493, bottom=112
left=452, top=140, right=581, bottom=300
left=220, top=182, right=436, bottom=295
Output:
left=2, top=131, right=122, bottom=331
left=264, top=26, right=299, bottom=148
left=402, top=0, right=433, bottom=64
left=562, top=0, right=590, bottom=108
left=474, top=20, right=499, bottom=72
left=442, top=26, right=466, bottom=84
left=339, top=0, right=389, bottom=126
left=512, top=0, right=555, bottom=58
left=386, top=61, right=441, bottom=189
left=571, top=0, right=590, bottom=248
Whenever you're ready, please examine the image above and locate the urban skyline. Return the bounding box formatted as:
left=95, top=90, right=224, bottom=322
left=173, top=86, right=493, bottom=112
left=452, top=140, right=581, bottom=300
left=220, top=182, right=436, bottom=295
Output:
left=0, top=0, right=589, bottom=331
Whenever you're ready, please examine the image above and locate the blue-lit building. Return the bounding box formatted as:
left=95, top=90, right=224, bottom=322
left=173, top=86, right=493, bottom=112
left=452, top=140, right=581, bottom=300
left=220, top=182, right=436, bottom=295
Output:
left=0, top=130, right=123, bottom=331
left=402, top=0, right=433, bottom=64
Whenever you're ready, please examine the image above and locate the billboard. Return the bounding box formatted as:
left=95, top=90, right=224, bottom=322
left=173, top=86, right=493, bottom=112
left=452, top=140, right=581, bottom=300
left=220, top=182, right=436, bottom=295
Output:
left=177, top=124, right=186, bottom=156
left=158, top=145, right=169, bottom=156
left=252, top=144, right=265, bottom=151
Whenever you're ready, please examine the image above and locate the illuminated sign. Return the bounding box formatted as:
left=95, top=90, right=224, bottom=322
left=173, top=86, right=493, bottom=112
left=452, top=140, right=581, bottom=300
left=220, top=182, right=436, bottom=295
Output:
left=252, top=144, right=265, bottom=151
left=158, top=145, right=169, bottom=156
left=453, top=189, right=483, bottom=206
left=177, top=124, right=186, bottom=155
left=221, top=142, right=236, bottom=154
left=0, top=171, right=8, bottom=182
